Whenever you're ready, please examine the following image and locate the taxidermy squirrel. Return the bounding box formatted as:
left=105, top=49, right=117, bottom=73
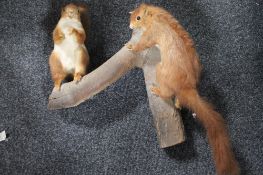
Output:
left=49, top=3, right=89, bottom=90
left=127, top=4, right=239, bottom=175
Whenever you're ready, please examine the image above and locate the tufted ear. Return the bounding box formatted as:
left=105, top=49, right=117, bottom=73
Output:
left=140, top=3, right=153, bottom=17
left=140, top=3, right=148, bottom=8
left=144, top=8, right=153, bottom=17
left=61, top=7, right=65, bottom=16
left=78, top=4, right=88, bottom=14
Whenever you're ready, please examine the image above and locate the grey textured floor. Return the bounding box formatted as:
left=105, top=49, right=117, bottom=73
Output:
left=0, top=0, right=262, bottom=174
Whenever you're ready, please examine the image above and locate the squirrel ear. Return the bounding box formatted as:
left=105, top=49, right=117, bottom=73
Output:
left=144, top=8, right=152, bottom=17
left=61, top=7, right=65, bottom=16
left=143, top=8, right=147, bottom=15
left=78, top=4, right=88, bottom=14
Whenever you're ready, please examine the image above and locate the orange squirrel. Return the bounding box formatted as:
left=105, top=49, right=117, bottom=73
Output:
left=127, top=4, right=239, bottom=175
left=49, top=3, right=89, bottom=90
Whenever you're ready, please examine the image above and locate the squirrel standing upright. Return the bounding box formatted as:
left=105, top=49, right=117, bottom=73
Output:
left=127, top=4, right=239, bottom=175
left=49, top=3, right=89, bottom=90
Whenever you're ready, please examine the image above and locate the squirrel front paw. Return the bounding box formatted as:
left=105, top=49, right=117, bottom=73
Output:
left=54, top=84, right=61, bottom=91
left=175, top=99, right=182, bottom=110
left=59, top=33, right=65, bottom=39
left=66, top=27, right=74, bottom=35
left=73, top=73, right=82, bottom=83
left=150, top=86, right=161, bottom=96
left=125, top=43, right=134, bottom=50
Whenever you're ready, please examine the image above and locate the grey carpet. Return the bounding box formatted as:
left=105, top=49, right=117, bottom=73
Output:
left=0, top=0, right=262, bottom=174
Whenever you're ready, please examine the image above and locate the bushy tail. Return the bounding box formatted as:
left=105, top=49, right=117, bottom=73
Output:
left=177, top=88, right=240, bottom=175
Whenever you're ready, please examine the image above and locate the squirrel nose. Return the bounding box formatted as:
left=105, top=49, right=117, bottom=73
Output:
left=68, top=11, right=75, bottom=18
left=129, top=24, right=134, bottom=29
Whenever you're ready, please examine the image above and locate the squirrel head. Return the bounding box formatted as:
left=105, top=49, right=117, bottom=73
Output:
left=129, top=3, right=153, bottom=30
left=61, top=3, right=88, bottom=20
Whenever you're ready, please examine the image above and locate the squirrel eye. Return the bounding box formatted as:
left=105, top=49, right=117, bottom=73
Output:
left=136, top=16, right=141, bottom=20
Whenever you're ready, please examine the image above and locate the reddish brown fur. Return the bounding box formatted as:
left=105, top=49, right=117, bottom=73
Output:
left=73, top=47, right=89, bottom=81
left=71, top=28, right=86, bottom=44
left=60, top=3, right=87, bottom=45
left=61, top=3, right=81, bottom=20
left=53, top=26, right=65, bottom=44
left=128, top=4, right=239, bottom=175
left=49, top=3, right=89, bottom=90
left=49, top=51, right=67, bottom=90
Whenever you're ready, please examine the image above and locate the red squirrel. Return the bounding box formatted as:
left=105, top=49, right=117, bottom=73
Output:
left=49, top=3, right=89, bottom=90
left=127, top=4, right=240, bottom=175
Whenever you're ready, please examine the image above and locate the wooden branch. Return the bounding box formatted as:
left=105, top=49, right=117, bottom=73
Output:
left=142, top=47, right=185, bottom=148
left=48, top=31, right=185, bottom=148
left=48, top=46, right=140, bottom=109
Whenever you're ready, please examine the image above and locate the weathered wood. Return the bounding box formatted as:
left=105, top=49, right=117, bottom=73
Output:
left=48, top=31, right=186, bottom=148
left=48, top=46, right=140, bottom=109
left=142, top=47, right=185, bottom=148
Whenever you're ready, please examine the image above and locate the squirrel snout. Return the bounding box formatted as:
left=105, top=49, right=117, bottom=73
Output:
left=68, top=12, right=74, bottom=17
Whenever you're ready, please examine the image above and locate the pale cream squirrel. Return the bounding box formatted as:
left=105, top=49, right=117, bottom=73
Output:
left=49, top=3, right=89, bottom=90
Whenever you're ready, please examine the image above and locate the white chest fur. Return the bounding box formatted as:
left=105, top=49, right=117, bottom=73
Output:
left=59, top=18, right=83, bottom=33
left=54, top=18, right=86, bottom=73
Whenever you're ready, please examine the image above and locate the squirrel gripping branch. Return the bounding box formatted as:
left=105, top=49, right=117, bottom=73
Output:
left=49, top=3, right=89, bottom=90
left=127, top=4, right=239, bottom=175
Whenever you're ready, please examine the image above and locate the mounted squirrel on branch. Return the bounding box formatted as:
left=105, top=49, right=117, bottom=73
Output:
left=49, top=3, right=89, bottom=90
left=48, top=3, right=239, bottom=174
left=126, top=4, right=239, bottom=175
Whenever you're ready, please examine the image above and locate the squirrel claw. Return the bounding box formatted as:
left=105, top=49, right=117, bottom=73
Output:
left=150, top=86, right=161, bottom=96
left=74, top=74, right=82, bottom=83
left=54, top=85, right=61, bottom=91
left=125, top=43, right=133, bottom=50
left=175, top=99, right=182, bottom=110
left=67, top=27, right=74, bottom=35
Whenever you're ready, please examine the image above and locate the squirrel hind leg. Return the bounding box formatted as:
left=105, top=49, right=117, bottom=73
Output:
left=73, top=72, right=82, bottom=82
left=53, top=69, right=67, bottom=90
left=74, top=47, right=89, bottom=83
left=54, top=80, right=62, bottom=91
left=52, top=70, right=67, bottom=91
left=150, top=85, right=174, bottom=99
left=175, top=98, right=182, bottom=110
left=49, top=51, right=67, bottom=90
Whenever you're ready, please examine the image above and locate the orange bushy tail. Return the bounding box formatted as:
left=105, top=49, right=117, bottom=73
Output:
left=177, top=88, right=240, bottom=175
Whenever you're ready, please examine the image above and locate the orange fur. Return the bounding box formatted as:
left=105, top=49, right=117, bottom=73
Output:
left=49, top=51, right=67, bottom=90
left=73, top=47, right=89, bottom=81
left=60, top=3, right=87, bottom=45
left=128, top=4, right=239, bottom=175
left=49, top=3, right=89, bottom=90
left=53, top=26, right=64, bottom=44
left=71, top=28, right=86, bottom=44
left=61, top=3, right=87, bottom=21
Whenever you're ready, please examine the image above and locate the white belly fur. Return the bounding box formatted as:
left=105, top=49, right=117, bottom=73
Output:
left=54, top=18, right=86, bottom=73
